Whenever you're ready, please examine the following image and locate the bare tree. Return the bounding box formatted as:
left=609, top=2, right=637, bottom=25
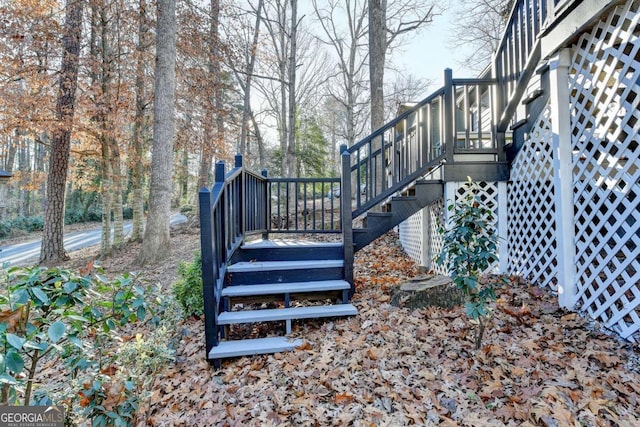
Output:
left=40, top=0, right=84, bottom=264
left=312, top=0, right=370, bottom=147
left=228, top=0, right=265, bottom=168
left=368, top=0, right=439, bottom=132
left=367, top=0, right=439, bottom=198
left=197, top=0, right=224, bottom=191
left=130, top=0, right=152, bottom=243
left=135, top=0, right=176, bottom=265
left=285, top=0, right=298, bottom=177
left=255, top=0, right=329, bottom=176
left=450, top=0, right=514, bottom=71
left=384, top=72, right=430, bottom=122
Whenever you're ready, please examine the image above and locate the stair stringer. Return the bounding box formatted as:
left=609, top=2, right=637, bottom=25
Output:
left=353, top=181, right=444, bottom=251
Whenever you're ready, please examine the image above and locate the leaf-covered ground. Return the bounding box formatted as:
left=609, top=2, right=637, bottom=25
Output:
left=39, top=227, right=640, bottom=425
left=111, top=231, right=640, bottom=427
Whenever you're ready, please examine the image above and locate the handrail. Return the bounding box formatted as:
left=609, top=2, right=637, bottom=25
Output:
left=347, top=88, right=446, bottom=154
left=199, top=154, right=268, bottom=355
left=343, top=71, right=498, bottom=218
left=493, top=0, right=548, bottom=122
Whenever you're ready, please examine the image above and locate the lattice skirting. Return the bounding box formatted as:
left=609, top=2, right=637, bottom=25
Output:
left=399, top=183, right=501, bottom=274
left=399, top=209, right=424, bottom=266
left=398, top=198, right=446, bottom=273
left=568, top=0, right=640, bottom=341
left=507, top=105, right=558, bottom=291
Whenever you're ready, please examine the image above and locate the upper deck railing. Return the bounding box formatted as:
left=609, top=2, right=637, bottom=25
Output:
left=344, top=71, right=498, bottom=218
left=494, top=0, right=582, bottom=130
left=494, top=0, right=548, bottom=121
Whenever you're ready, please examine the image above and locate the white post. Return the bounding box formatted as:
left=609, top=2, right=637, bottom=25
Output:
left=549, top=49, right=577, bottom=309
left=443, top=182, right=459, bottom=228
left=497, top=181, right=509, bottom=274
left=420, top=206, right=430, bottom=268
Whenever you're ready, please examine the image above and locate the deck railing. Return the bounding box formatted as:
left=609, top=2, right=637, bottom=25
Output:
left=199, top=154, right=268, bottom=353
left=344, top=71, right=498, bottom=218
left=494, top=0, right=548, bottom=115
left=267, top=177, right=342, bottom=233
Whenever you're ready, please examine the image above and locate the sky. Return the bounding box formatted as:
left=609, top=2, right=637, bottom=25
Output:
left=392, top=6, right=476, bottom=91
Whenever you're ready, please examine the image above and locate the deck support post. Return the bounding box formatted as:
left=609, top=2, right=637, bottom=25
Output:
left=549, top=48, right=577, bottom=309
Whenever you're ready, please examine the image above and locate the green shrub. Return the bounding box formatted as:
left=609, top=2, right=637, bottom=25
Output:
left=0, top=216, right=44, bottom=238
left=0, top=264, right=175, bottom=425
left=179, top=204, right=196, bottom=216
left=122, top=207, right=134, bottom=220
left=172, top=252, right=204, bottom=317
left=437, top=178, right=506, bottom=350
left=64, top=209, right=85, bottom=225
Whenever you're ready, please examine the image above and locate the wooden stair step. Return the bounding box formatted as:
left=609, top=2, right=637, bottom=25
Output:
left=217, top=304, right=358, bottom=325
left=242, top=240, right=343, bottom=249
left=227, top=259, right=343, bottom=273
left=222, top=280, right=350, bottom=297
left=208, top=337, right=303, bottom=359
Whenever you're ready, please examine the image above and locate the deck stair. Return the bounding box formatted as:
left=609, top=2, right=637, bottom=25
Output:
left=201, top=59, right=520, bottom=364
left=207, top=240, right=357, bottom=361
left=355, top=180, right=444, bottom=250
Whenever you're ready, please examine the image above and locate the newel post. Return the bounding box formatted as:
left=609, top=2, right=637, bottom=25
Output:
left=340, top=145, right=354, bottom=288
left=199, top=163, right=223, bottom=357
left=443, top=68, right=455, bottom=163
left=262, top=168, right=269, bottom=240
left=235, top=154, right=244, bottom=237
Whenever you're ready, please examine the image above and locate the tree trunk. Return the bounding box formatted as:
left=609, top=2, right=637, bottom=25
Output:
left=111, top=144, right=124, bottom=249
left=278, top=2, right=288, bottom=176
left=179, top=143, right=188, bottom=204
left=250, top=109, right=266, bottom=169
left=40, top=0, right=84, bottom=264
left=131, top=0, right=149, bottom=243
left=239, top=0, right=263, bottom=165
left=368, top=0, right=386, bottom=200
left=135, top=0, right=176, bottom=265
left=100, top=140, right=112, bottom=256
left=99, top=5, right=114, bottom=256
left=285, top=0, right=298, bottom=178
left=197, top=0, right=222, bottom=191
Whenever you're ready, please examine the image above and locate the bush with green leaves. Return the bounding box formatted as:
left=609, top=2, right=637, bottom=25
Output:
left=0, top=216, right=45, bottom=238
left=179, top=204, right=196, bottom=216
left=0, top=264, right=176, bottom=425
left=172, top=252, right=204, bottom=317
left=437, top=179, right=506, bottom=350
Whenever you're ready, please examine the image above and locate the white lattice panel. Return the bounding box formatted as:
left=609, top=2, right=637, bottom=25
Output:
left=451, top=181, right=500, bottom=272
left=427, top=198, right=446, bottom=274
left=399, top=209, right=424, bottom=265
left=507, top=105, right=558, bottom=290
left=398, top=198, right=446, bottom=272
left=569, top=0, right=640, bottom=341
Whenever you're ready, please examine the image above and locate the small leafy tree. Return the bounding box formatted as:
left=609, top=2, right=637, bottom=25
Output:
left=437, top=179, right=504, bottom=350
left=0, top=264, right=175, bottom=425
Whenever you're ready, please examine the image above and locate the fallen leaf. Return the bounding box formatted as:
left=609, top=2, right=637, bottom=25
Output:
left=334, top=391, right=354, bottom=404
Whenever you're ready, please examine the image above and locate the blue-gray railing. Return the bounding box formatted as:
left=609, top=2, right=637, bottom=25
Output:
left=199, top=154, right=268, bottom=352
left=343, top=70, right=498, bottom=219
left=267, top=177, right=342, bottom=233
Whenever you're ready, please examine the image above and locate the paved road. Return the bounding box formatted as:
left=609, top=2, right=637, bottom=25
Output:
left=0, top=214, right=187, bottom=266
